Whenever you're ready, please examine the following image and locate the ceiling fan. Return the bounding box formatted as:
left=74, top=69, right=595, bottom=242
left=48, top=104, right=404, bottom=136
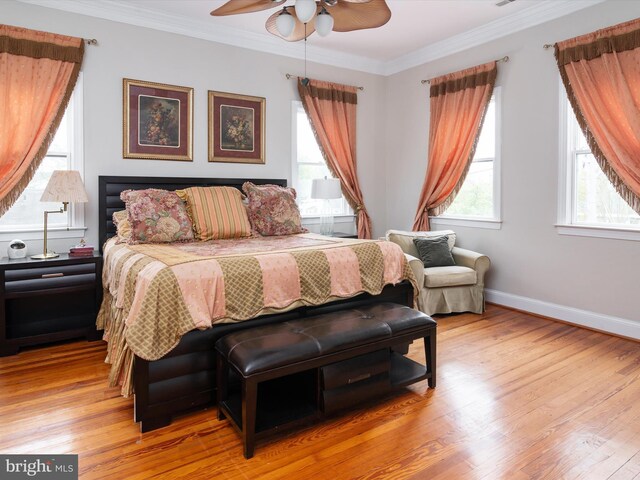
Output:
left=210, top=0, right=392, bottom=42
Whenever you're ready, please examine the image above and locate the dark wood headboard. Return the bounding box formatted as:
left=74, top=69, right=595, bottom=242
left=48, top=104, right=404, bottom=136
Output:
left=98, top=176, right=287, bottom=250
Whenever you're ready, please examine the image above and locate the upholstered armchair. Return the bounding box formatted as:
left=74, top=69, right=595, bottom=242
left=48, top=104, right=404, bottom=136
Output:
left=386, top=229, right=490, bottom=315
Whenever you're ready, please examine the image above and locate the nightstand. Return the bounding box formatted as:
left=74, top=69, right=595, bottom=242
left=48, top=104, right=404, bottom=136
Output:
left=0, top=253, right=103, bottom=356
left=330, top=232, right=358, bottom=239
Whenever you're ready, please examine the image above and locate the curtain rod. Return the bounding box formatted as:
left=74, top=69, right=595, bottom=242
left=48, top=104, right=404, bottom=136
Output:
left=420, top=55, right=509, bottom=85
left=85, top=38, right=98, bottom=45
left=285, top=73, right=364, bottom=91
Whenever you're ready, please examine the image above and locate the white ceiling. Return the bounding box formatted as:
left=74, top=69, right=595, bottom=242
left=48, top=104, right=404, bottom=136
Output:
left=18, top=0, right=605, bottom=74
left=134, top=0, right=542, bottom=61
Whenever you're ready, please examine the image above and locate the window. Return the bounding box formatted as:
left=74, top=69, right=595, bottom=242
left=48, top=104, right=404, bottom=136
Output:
left=291, top=101, right=352, bottom=217
left=565, top=96, right=640, bottom=229
left=560, top=94, right=640, bottom=233
left=437, top=87, right=501, bottom=227
left=0, top=75, right=84, bottom=236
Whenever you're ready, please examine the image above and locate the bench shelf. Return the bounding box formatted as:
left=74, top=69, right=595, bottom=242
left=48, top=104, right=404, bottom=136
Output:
left=390, top=351, right=430, bottom=388
left=221, top=370, right=319, bottom=435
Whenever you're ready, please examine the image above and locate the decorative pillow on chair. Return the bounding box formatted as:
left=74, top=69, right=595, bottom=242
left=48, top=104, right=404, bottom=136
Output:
left=242, top=182, right=307, bottom=236
left=386, top=229, right=455, bottom=259
left=112, top=210, right=132, bottom=243
left=413, top=236, right=456, bottom=268
left=176, top=186, right=252, bottom=240
left=121, top=188, right=194, bottom=244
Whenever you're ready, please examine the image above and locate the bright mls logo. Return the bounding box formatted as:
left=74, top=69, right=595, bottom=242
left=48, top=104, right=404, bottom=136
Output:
left=0, top=455, right=78, bottom=479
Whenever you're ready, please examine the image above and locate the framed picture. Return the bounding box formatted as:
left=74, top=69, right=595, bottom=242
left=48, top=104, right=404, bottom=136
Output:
left=208, top=91, right=265, bottom=164
left=123, top=78, right=193, bottom=161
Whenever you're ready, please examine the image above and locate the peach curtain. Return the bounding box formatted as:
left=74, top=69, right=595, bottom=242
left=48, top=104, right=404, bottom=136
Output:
left=412, top=62, right=497, bottom=231
left=0, top=24, right=84, bottom=216
left=556, top=18, right=640, bottom=214
left=298, top=79, right=371, bottom=239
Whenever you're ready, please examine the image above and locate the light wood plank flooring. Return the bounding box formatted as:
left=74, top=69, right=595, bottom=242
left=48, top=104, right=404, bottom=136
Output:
left=1, top=304, right=639, bottom=479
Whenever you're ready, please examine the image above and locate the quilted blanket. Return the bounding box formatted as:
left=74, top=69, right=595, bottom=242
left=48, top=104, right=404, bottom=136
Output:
left=97, top=233, right=418, bottom=395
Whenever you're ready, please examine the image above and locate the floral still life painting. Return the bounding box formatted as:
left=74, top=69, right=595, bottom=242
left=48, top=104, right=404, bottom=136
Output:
left=123, top=79, right=193, bottom=161
left=221, top=105, right=254, bottom=151
left=139, top=96, right=180, bottom=147
left=209, top=91, right=265, bottom=164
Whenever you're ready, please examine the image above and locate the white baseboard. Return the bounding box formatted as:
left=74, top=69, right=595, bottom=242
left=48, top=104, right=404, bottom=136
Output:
left=485, top=289, right=640, bottom=340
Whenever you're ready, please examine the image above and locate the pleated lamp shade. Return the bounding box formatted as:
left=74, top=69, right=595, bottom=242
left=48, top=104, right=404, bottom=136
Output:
left=40, top=170, right=88, bottom=203
left=311, top=177, right=342, bottom=200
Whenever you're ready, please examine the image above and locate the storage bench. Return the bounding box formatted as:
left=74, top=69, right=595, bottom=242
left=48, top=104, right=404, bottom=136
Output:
left=215, top=302, right=437, bottom=458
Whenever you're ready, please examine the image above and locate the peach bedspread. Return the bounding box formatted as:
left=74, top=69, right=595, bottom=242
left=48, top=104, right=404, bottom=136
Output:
left=97, top=233, right=417, bottom=395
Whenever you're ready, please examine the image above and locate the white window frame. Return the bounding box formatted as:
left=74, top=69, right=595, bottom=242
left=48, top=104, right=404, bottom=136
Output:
left=291, top=101, right=354, bottom=223
left=556, top=80, right=640, bottom=242
left=0, top=74, right=86, bottom=242
left=431, top=86, right=502, bottom=231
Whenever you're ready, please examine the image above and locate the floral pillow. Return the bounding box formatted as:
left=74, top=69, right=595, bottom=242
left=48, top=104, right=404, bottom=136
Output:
left=121, top=188, right=194, bottom=244
left=112, top=210, right=132, bottom=243
left=242, top=182, right=307, bottom=236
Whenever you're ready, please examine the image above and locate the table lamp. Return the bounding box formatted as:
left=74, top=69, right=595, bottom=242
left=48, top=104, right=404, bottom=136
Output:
left=311, top=177, right=342, bottom=236
left=32, top=170, right=88, bottom=259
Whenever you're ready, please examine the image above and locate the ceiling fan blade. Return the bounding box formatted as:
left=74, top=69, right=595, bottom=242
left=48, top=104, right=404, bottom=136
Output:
left=266, top=9, right=316, bottom=42
left=211, top=0, right=285, bottom=16
left=330, top=0, right=391, bottom=32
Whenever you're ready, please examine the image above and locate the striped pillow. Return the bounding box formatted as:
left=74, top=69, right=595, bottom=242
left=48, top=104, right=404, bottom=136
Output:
left=176, top=187, right=251, bottom=240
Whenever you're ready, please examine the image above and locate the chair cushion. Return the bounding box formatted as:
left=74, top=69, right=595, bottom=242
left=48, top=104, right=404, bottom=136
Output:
left=424, top=266, right=477, bottom=288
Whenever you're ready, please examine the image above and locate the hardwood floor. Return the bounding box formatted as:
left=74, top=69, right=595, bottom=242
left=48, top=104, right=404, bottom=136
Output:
left=1, top=304, right=639, bottom=479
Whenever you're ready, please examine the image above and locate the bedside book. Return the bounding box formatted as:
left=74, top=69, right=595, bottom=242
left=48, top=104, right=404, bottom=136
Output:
left=69, top=245, right=95, bottom=257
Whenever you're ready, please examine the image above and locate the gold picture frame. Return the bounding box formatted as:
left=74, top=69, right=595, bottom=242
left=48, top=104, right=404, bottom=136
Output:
left=123, top=78, right=193, bottom=161
left=208, top=90, right=265, bottom=164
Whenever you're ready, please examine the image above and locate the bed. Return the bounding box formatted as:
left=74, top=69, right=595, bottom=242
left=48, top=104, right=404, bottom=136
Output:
left=98, top=175, right=417, bottom=432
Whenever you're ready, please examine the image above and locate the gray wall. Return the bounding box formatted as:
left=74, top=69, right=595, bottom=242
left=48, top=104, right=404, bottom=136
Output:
left=384, top=0, right=640, bottom=327
left=3, top=0, right=639, bottom=331
left=2, top=0, right=387, bottom=248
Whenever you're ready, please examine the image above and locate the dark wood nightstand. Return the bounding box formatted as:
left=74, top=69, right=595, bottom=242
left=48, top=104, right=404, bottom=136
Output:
left=330, top=232, right=358, bottom=239
left=0, top=253, right=103, bottom=356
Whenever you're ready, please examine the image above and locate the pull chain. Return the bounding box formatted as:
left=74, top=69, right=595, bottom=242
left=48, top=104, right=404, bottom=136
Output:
left=302, top=23, right=309, bottom=86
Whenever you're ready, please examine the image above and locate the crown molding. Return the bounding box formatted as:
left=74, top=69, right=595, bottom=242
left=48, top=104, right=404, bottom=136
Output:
left=15, top=0, right=386, bottom=74
left=16, top=0, right=605, bottom=76
left=382, top=0, right=606, bottom=75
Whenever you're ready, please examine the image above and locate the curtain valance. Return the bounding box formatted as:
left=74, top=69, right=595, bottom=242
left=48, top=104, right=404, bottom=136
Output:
left=556, top=17, right=640, bottom=214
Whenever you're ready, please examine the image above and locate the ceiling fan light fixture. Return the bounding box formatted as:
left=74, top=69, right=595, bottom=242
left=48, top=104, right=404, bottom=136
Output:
left=315, top=7, right=334, bottom=37
left=275, top=7, right=296, bottom=37
left=295, top=0, right=317, bottom=24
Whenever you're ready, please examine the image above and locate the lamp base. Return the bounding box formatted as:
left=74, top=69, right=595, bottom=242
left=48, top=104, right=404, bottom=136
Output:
left=31, top=252, right=60, bottom=260
left=319, top=213, right=334, bottom=236
left=33, top=206, right=65, bottom=261
left=319, top=199, right=335, bottom=236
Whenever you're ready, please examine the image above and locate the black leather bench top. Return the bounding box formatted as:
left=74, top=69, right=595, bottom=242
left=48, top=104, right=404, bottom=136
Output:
left=215, top=303, right=436, bottom=377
